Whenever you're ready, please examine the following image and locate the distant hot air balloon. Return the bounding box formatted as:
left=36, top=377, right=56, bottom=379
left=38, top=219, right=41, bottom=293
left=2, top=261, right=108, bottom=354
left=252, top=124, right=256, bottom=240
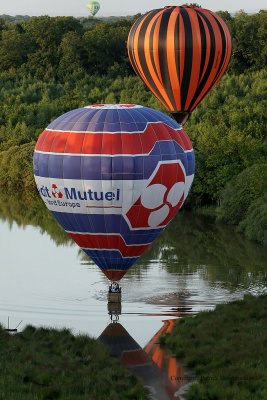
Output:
left=127, top=6, right=232, bottom=124
left=33, top=104, right=195, bottom=282
left=87, top=0, right=100, bottom=16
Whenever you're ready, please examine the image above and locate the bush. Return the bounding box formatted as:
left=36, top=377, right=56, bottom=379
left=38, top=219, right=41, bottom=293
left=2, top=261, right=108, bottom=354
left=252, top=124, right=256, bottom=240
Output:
left=218, top=163, right=267, bottom=225
left=164, top=294, right=267, bottom=400
left=238, top=193, right=267, bottom=245
left=0, top=141, right=35, bottom=190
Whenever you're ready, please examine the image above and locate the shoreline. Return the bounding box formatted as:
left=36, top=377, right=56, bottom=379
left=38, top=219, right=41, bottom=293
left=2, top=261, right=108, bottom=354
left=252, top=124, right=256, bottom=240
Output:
left=160, top=294, right=267, bottom=400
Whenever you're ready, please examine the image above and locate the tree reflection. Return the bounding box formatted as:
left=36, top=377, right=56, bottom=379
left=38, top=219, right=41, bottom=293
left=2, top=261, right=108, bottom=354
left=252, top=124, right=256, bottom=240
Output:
left=0, top=190, right=71, bottom=246
left=133, top=212, right=267, bottom=291
left=1, top=190, right=266, bottom=291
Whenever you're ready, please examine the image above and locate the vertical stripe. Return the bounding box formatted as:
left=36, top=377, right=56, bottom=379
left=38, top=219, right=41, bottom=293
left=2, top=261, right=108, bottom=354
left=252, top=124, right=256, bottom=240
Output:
left=210, top=13, right=232, bottom=87
left=136, top=10, right=173, bottom=110
left=158, top=7, right=177, bottom=110
left=128, top=13, right=160, bottom=100
left=188, top=10, right=216, bottom=110
left=197, top=14, right=208, bottom=84
left=144, top=13, right=166, bottom=101
left=152, top=13, right=165, bottom=85
left=130, top=13, right=157, bottom=91
left=167, top=8, right=181, bottom=110
left=190, top=10, right=225, bottom=109
left=174, top=9, right=180, bottom=85
left=213, top=15, right=227, bottom=80
left=179, top=10, right=185, bottom=96
left=180, top=7, right=193, bottom=110
left=128, top=17, right=146, bottom=84
left=185, top=8, right=202, bottom=110
left=149, top=15, right=163, bottom=85
left=199, top=13, right=212, bottom=86
left=168, top=356, right=177, bottom=382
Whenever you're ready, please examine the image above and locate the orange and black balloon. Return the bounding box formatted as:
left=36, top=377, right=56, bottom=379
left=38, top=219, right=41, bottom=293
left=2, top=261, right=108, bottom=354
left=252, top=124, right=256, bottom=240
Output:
left=127, top=5, right=232, bottom=124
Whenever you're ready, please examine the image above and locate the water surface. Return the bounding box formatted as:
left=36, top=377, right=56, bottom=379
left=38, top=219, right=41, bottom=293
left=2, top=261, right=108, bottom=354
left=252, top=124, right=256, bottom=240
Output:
left=1, top=193, right=266, bottom=346
left=1, top=193, right=266, bottom=399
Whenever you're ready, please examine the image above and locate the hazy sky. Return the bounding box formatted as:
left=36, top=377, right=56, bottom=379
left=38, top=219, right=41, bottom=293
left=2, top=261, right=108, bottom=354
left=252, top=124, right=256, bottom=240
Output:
left=0, top=0, right=265, bottom=17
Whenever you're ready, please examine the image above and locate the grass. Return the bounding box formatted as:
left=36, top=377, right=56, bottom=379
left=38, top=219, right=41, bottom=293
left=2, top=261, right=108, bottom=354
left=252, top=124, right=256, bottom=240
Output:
left=160, top=294, right=267, bottom=400
left=0, top=325, right=148, bottom=400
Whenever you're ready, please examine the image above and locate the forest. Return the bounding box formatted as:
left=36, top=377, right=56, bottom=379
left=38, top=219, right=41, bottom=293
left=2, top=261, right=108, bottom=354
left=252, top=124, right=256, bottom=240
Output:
left=0, top=10, right=266, bottom=244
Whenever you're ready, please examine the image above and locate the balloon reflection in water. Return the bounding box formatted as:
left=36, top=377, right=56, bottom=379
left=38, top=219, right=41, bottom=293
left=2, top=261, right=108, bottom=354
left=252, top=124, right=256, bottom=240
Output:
left=99, top=318, right=190, bottom=399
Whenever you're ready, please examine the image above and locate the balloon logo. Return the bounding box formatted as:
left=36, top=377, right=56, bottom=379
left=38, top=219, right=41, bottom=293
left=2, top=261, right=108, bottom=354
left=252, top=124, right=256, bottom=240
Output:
left=87, top=1, right=100, bottom=17
left=52, top=184, right=63, bottom=199
left=33, top=105, right=195, bottom=281
left=126, top=162, right=186, bottom=229
left=127, top=6, right=232, bottom=124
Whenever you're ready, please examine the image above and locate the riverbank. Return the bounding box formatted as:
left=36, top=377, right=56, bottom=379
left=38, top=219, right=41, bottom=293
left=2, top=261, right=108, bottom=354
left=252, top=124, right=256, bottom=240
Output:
left=160, top=294, right=267, bottom=400
left=0, top=325, right=148, bottom=400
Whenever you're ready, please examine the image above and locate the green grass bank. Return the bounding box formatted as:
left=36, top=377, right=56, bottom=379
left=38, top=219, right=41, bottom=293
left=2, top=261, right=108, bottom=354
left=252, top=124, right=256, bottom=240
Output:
left=0, top=325, right=148, bottom=400
left=160, top=294, right=267, bottom=400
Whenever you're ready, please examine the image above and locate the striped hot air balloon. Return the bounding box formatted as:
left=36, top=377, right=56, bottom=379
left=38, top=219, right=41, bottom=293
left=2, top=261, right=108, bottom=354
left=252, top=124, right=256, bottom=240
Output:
left=33, top=104, right=195, bottom=282
left=127, top=6, right=232, bottom=124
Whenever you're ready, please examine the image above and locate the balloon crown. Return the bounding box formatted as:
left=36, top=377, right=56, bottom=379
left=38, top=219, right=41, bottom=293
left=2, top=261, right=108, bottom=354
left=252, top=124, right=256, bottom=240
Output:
left=86, top=104, right=142, bottom=109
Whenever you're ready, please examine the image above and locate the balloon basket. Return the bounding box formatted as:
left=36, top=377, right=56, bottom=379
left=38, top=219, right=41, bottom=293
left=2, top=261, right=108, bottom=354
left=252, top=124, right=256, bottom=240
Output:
left=107, top=298, right=122, bottom=322
left=108, top=292, right=121, bottom=304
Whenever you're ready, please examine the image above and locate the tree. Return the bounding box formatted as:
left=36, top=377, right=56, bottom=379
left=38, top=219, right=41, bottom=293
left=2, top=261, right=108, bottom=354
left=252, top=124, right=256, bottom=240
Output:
left=0, top=27, right=31, bottom=70
left=82, top=23, right=130, bottom=75
left=228, top=10, right=267, bottom=73
left=58, top=31, right=85, bottom=79
left=218, top=163, right=267, bottom=225
left=182, top=3, right=202, bottom=7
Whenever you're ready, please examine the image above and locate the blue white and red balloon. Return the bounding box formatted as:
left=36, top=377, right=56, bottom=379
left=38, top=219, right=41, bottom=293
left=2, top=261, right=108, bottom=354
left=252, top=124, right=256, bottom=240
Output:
left=33, top=104, right=195, bottom=281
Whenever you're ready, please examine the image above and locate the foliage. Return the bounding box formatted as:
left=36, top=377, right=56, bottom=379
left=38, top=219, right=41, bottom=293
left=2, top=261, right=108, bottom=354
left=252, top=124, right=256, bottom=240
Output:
left=218, top=163, right=267, bottom=224
left=0, top=12, right=265, bottom=79
left=139, top=210, right=267, bottom=289
left=226, top=10, right=267, bottom=74
left=0, top=324, right=148, bottom=400
left=0, top=12, right=266, bottom=244
left=0, top=190, right=70, bottom=246
left=183, top=3, right=202, bottom=7
left=186, top=69, right=267, bottom=206
left=238, top=193, right=267, bottom=245
left=0, top=141, right=35, bottom=190
left=161, top=294, right=267, bottom=400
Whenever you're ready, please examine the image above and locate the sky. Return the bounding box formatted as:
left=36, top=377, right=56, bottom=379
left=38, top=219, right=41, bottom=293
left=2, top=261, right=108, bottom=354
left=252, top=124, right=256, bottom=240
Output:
left=0, top=0, right=265, bottom=17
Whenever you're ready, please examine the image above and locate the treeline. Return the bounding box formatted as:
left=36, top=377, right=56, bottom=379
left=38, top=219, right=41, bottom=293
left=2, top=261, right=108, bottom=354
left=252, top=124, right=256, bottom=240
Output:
left=0, top=14, right=136, bottom=26
left=0, top=11, right=266, bottom=244
left=0, top=11, right=266, bottom=79
left=0, top=15, right=133, bottom=79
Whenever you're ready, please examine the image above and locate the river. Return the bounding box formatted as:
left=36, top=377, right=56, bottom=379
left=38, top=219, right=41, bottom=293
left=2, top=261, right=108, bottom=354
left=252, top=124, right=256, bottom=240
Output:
left=0, top=192, right=266, bottom=399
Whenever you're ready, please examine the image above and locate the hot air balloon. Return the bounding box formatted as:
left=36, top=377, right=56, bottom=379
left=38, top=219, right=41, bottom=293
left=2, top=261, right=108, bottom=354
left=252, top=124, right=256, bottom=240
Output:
left=127, top=6, right=232, bottom=124
left=87, top=0, right=100, bottom=16
left=33, top=104, right=195, bottom=283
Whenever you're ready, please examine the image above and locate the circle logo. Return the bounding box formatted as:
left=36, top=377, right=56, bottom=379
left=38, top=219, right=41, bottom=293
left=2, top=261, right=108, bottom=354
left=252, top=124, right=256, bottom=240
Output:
left=141, top=182, right=185, bottom=227
left=126, top=162, right=186, bottom=229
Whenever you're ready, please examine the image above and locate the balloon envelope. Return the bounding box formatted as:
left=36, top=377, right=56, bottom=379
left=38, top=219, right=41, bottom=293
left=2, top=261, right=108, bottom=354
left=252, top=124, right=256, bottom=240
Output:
left=87, top=1, right=100, bottom=16
left=127, top=6, right=232, bottom=124
left=33, top=104, right=195, bottom=281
